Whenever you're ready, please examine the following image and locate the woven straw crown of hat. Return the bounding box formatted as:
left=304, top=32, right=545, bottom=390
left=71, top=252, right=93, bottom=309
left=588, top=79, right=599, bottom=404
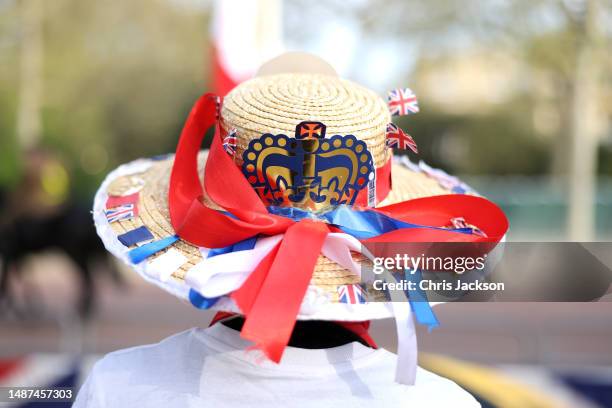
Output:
left=220, top=73, right=392, bottom=169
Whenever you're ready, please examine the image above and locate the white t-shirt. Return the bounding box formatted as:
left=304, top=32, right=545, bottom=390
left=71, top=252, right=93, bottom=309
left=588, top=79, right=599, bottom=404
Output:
left=74, top=324, right=479, bottom=407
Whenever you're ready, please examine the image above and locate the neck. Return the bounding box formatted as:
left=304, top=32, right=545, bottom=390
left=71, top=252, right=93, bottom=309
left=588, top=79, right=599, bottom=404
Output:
left=221, top=316, right=372, bottom=349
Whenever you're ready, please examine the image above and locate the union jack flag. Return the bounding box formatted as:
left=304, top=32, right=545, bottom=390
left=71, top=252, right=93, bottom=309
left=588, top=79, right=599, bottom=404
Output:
left=223, top=128, right=237, bottom=156
left=105, top=203, right=137, bottom=223
left=387, top=88, right=419, bottom=116
left=450, top=217, right=487, bottom=237
left=386, top=123, right=418, bottom=153
left=338, top=284, right=367, bottom=304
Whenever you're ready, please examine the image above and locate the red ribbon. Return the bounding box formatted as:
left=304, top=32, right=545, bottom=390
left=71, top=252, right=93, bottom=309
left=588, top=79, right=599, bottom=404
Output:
left=168, top=93, right=509, bottom=363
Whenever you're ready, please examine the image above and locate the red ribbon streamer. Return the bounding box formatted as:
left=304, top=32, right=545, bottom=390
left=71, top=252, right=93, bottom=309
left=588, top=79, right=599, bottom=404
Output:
left=168, top=93, right=509, bottom=363
left=237, top=219, right=329, bottom=362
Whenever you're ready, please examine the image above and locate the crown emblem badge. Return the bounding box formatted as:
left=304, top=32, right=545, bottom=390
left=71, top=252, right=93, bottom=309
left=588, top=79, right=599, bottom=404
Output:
left=242, top=121, right=374, bottom=210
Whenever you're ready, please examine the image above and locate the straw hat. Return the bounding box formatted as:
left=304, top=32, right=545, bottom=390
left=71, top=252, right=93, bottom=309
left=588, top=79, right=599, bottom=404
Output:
left=93, top=56, right=487, bottom=321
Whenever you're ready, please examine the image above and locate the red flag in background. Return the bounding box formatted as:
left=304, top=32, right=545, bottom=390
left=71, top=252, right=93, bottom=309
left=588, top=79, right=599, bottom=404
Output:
left=211, top=0, right=284, bottom=96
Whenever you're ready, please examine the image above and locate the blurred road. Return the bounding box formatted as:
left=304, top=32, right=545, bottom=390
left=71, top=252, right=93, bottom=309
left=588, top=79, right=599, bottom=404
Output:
left=1, top=260, right=611, bottom=367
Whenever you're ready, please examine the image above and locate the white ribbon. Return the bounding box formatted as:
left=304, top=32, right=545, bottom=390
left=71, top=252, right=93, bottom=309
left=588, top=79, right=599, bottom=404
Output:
left=185, top=232, right=364, bottom=298
left=144, top=248, right=188, bottom=282
left=185, top=235, right=283, bottom=298
left=392, top=302, right=417, bottom=385
left=320, top=233, right=363, bottom=277
left=382, top=270, right=417, bottom=385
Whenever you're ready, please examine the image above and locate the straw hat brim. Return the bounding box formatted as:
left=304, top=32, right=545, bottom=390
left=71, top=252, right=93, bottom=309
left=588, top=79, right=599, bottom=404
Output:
left=93, top=151, right=471, bottom=321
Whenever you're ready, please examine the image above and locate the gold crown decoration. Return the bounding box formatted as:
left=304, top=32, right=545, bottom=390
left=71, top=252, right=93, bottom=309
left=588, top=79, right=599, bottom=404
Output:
left=241, top=121, right=375, bottom=211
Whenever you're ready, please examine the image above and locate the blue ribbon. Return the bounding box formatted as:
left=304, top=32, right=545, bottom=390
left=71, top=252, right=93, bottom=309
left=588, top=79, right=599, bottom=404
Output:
left=405, top=269, right=439, bottom=331
left=269, top=205, right=472, bottom=239
left=189, top=289, right=220, bottom=309
left=128, top=235, right=179, bottom=264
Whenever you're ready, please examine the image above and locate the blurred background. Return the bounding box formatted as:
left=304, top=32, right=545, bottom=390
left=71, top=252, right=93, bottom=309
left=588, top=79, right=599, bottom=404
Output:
left=0, top=0, right=611, bottom=406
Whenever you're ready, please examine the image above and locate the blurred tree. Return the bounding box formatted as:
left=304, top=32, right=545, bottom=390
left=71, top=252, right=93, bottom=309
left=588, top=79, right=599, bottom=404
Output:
left=0, top=2, right=22, bottom=188
left=288, top=0, right=611, bottom=239
left=1, top=0, right=211, bottom=199
left=16, top=0, right=43, bottom=150
left=288, top=0, right=611, bottom=175
left=563, top=0, right=603, bottom=239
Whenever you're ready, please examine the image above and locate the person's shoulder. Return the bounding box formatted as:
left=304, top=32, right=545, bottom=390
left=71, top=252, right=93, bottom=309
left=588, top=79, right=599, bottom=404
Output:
left=74, top=329, right=202, bottom=407
left=90, top=328, right=200, bottom=380
left=99, top=327, right=196, bottom=361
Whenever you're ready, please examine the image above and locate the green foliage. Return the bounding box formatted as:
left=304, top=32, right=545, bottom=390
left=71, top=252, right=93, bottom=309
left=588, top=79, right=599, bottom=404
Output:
left=400, top=100, right=549, bottom=176
left=0, top=0, right=210, bottom=199
left=0, top=90, right=21, bottom=187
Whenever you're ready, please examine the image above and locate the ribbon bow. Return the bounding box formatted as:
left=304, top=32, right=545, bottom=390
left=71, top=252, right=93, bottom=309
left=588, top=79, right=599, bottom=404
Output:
left=168, top=93, right=508, bottom=365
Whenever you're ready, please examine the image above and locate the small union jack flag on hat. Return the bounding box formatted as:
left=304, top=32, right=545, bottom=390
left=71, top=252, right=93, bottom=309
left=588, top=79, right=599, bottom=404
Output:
left=387, top=88, right=419, bottom=116
left=338, top=284, right=367, bottom=304
left=105, top=203, right=137, bottom=223
left=386, top=123, right=418, bottom=153
left=223, top=128, right=238, bottom=156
